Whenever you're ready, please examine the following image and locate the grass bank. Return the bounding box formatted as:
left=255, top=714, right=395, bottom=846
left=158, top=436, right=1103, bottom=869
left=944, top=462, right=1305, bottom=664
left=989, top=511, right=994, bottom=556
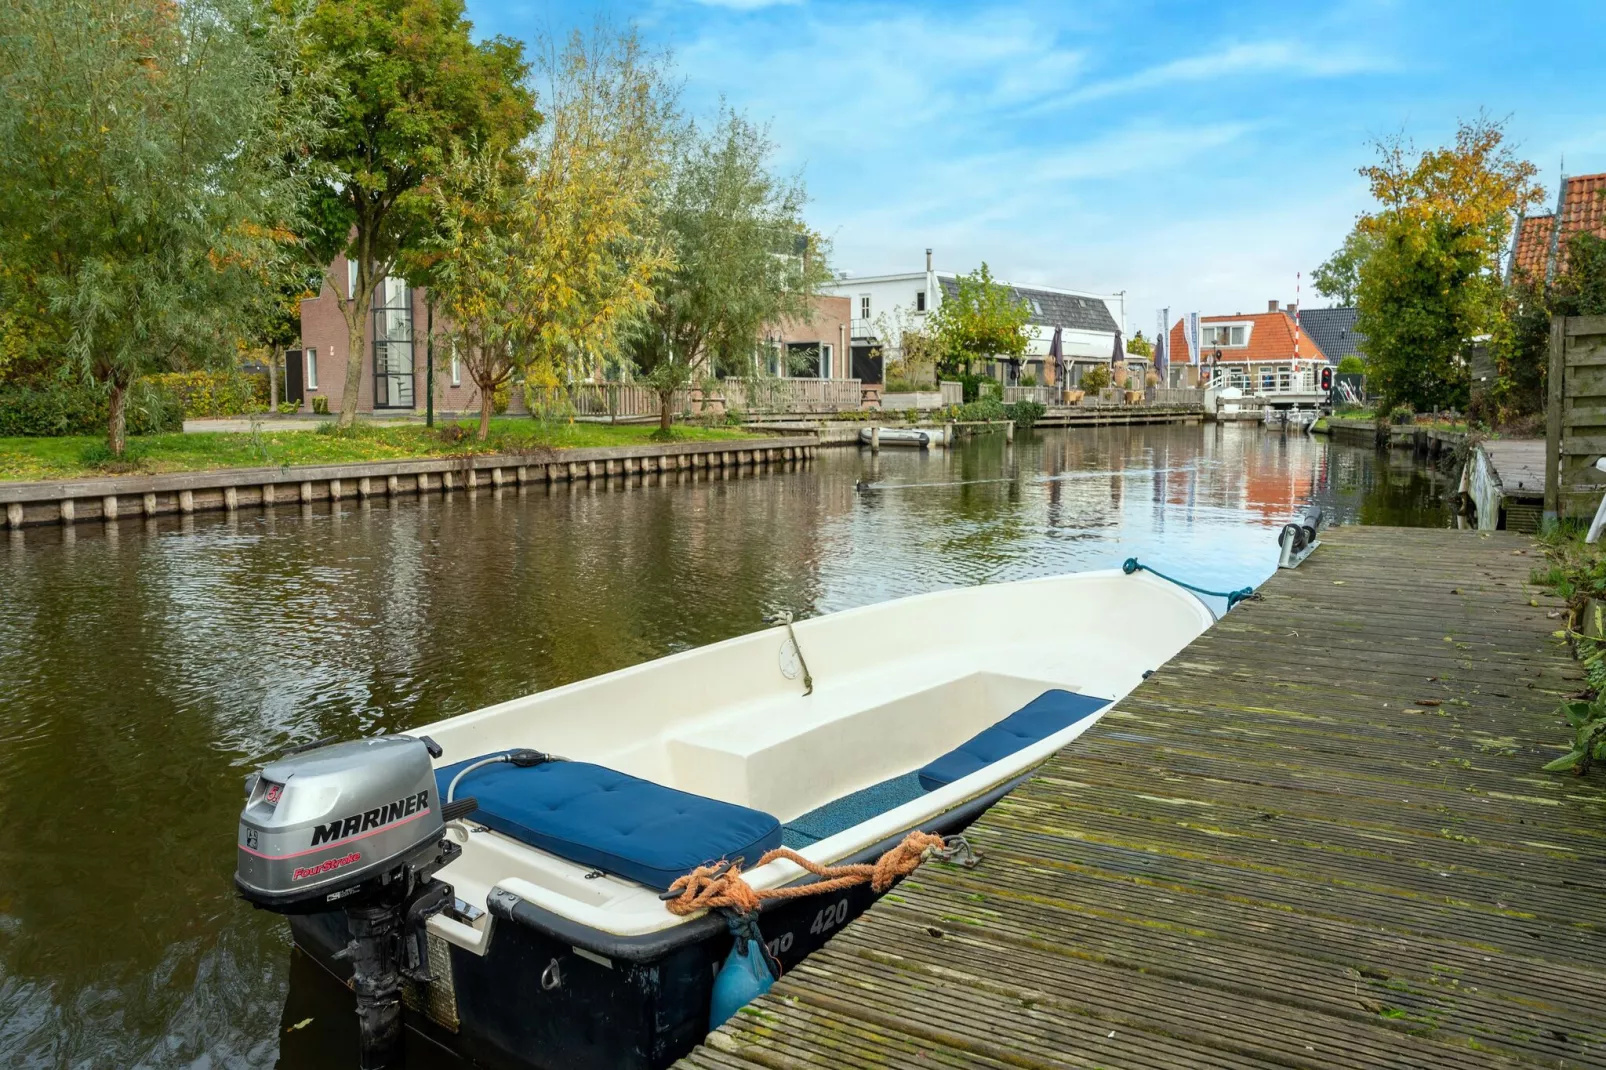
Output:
left=0, top=419, right=752, bottom=482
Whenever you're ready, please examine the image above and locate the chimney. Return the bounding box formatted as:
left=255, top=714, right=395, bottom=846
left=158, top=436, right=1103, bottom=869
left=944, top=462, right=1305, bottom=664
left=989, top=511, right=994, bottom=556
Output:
left=925, top=248, right=933, bottom=272
left=1267, top=299, right=1279, bottom=313
left=1285, top=302, right=1297, bottom=313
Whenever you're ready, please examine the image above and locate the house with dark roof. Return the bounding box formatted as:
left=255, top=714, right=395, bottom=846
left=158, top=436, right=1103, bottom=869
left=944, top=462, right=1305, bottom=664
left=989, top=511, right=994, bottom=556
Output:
left=1508, top=172, right=1606, bottom=284
left=1299, top=307, right=1364, bottom=364
left=823, top=250, right=1122, bottom=387
left=1167, top=301, right=1330, bottom=396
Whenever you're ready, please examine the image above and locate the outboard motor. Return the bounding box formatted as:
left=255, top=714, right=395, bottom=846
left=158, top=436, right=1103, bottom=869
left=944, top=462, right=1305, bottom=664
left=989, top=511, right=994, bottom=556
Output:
left=236, top=734, right=473, bottom=1068
left=1277, top=506, right=1325, bottom=569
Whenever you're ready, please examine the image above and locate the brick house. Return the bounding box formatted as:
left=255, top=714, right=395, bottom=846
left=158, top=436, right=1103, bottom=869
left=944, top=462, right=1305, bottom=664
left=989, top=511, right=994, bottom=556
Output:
left=1167, top=302, right=1331, bottom=394
left=296, top=255, right=855, bottom=416
left=1508, top=171, right=1606, bottom=285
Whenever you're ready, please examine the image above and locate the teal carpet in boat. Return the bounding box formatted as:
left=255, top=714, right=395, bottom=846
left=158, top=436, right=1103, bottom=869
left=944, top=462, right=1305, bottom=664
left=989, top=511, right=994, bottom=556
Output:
left=781, top=772, right=928, bottom=848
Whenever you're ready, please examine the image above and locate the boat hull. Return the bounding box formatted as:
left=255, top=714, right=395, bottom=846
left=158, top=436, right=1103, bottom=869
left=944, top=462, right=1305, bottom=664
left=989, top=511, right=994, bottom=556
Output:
left=286, top=775, right=1019, bottom=1070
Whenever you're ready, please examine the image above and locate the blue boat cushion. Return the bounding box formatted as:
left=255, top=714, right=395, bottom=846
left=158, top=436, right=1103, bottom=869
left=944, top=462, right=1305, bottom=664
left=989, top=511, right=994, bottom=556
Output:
left=917, top=689, right=1112, bottom=791
left=435, top=757, right=782, bottom=890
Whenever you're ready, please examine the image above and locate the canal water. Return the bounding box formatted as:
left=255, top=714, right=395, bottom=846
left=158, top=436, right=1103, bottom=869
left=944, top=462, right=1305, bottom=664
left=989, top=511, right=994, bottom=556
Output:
left=0, top=424, right=1453, bottom=1069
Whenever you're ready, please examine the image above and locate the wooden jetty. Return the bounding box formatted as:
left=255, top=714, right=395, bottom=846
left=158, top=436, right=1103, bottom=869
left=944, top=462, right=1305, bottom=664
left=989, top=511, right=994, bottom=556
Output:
left=1464, top=440, right=1547, bottom=532
left=681, top=526, right=1606, bottom=1070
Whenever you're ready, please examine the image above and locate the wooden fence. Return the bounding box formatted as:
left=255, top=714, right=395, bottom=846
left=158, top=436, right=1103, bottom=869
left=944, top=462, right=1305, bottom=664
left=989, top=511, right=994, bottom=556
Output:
left=1546, top=315, right=1606, bottom=518
left=940, top=381, right=963, bottom=406
left=720, top=377, right=862, bottom=413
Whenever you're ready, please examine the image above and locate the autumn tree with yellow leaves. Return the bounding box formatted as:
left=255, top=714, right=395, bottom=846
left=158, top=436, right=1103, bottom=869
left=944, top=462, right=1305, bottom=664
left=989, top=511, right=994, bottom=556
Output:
left=422, top=28, right=674, bottom=440
left=1350, top=116, right=1543, bottom=414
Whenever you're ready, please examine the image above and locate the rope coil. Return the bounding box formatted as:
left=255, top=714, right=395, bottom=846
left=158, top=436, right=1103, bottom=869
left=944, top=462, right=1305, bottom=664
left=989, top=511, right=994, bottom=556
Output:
left=1123, top=557, right=1257, bottom=610
left=660, top=831, right=981, bottom=917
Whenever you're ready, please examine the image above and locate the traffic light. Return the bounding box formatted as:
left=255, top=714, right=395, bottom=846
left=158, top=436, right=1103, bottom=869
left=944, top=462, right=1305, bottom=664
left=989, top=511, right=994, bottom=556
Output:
left=1320, top=366, right=1333, bottom=391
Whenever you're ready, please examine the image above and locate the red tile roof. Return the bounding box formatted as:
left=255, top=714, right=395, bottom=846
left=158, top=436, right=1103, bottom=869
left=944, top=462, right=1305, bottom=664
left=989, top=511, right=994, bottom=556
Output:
left=1508, top=172, right=1606, bottom=282
left=1509, top=212, right=1556, bottom=282
left=1166, top=311, right=1329, bottom=365
left=1555, top=173, right=1606, bottom=276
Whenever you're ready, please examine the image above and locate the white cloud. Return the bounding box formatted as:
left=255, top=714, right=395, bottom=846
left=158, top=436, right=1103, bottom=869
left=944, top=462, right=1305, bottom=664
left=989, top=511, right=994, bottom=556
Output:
left=686, top=0, right=800, bottom=8
left=1062, top=40, right=1389, bottom=105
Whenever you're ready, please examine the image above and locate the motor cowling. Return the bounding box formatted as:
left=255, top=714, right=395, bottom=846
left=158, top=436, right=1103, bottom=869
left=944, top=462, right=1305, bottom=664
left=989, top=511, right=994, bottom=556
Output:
left=236, top=735, right=449, bottom=914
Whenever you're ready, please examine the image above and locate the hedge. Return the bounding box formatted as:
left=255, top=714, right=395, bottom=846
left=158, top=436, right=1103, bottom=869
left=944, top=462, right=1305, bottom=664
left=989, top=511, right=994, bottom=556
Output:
left=0, top=380, right=184, bottom=437
left=145, top=370, right=269, bottom=418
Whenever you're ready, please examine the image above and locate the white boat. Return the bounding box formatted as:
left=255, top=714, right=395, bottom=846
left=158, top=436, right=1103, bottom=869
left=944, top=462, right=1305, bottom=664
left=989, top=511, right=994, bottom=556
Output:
left=858, top=425, right=946, bottom=447
left=238, top=569, right=1217, bottom=1069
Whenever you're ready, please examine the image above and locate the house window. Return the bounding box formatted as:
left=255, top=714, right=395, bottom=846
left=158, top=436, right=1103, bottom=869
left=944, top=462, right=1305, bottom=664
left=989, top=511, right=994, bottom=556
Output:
left=820, top=343, right=833, bottom=379
left=306, top=347, right=318, bottom=391
left=915, top=290, right=926, bottom=313
left=450, top=343, right=461, bottom=386
left=347, top=259, right=358, bottom=300
left=859, top=295, right=870, bottom=321
left=786, top=341, right=822, bottom=378
left=1201, top=324, right=1248, bottom=347
left=372, top=276, right=414, bottom=408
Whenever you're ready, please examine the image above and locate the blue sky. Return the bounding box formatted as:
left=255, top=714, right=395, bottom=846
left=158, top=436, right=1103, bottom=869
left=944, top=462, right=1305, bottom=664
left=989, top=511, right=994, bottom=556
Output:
left=467, top=0, right=1606, bottom=336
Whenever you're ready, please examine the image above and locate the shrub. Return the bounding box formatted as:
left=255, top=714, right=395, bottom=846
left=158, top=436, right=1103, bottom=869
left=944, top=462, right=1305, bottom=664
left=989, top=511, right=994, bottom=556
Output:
left=145, top=371, right=268, bottom=418
left=0, top=379, right=181, bottom=437
left=1389, top=403, right=1414, bottom=425
left=884, top=377, right=918, bottom=393
left=957, top=373, right=1001, bottom=403
left=1019, top=371, right=1036, bottom=387
left=311, top=396, right=330, bottom=415
left=492, top=381, right=511, bottom=416
left=1337, top=355, right=1366, bottom=375
left=1005, top=400, right=1045, bottom=426
left=1079, top=365, right=1112, bottom=392
left=1145, top=370, right=1160, bottom=387
left=276, top=401, right=300, bottom=415
left=954, top=396, right=1006, bottom=422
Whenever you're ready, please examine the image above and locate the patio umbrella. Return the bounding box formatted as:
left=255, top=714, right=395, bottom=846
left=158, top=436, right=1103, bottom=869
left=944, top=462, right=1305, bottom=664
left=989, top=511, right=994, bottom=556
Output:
left=1047, top=327, right=1063, bottom=385
left=1154, top=330, right=1168, bottom=383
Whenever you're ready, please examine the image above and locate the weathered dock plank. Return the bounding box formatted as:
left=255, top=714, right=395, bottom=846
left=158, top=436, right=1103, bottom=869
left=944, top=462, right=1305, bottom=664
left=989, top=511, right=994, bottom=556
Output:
left=681, top=526, right=1606, bottom=1070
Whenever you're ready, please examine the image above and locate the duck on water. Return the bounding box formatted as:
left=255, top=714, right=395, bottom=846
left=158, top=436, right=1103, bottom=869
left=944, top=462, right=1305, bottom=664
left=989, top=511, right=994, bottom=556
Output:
left=235, top=567, right=1219, bottom=1069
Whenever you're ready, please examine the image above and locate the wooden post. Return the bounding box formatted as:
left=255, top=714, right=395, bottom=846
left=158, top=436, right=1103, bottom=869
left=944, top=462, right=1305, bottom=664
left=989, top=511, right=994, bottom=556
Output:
left=871, top=426, right=881, bottom=452
left=1005, top=420, right=1015, bottom=443
left=329, top=479, right=342, bottom=501
left=6, top=503, right=20, bottom=530
left=1546, top=316, right=1565, bottom=522
left=144, top=492, right=159, bottom=515
left=358, top=477, right=372, bottom=498
left=180, top=490, right=196, bottom=513
left=60, top=499, right=75, bottom=524
left=223, top=487, right=238, bottom=512
left=102, top=495, right=118, bottom=521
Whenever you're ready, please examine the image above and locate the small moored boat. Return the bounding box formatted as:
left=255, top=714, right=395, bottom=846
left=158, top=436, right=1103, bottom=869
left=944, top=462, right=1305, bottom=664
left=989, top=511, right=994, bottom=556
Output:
left=858, top=426, right=945, bottom=447
left=236, top=569, right=1217, bottom=1069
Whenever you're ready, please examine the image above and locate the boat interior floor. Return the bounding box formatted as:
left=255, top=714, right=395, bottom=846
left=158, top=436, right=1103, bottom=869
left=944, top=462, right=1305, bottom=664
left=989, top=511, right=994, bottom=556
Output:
left=781, top=772, right=926, bottom=848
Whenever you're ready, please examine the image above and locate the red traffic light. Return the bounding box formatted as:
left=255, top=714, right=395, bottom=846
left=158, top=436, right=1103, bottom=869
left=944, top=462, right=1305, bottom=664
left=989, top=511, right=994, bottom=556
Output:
left=1320, top=367, right=1333, bottom=391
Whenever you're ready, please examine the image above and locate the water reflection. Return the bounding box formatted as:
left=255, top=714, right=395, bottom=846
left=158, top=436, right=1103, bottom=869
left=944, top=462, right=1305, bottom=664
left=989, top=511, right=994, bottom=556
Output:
left=0, top=424, right=1450, bottom=1069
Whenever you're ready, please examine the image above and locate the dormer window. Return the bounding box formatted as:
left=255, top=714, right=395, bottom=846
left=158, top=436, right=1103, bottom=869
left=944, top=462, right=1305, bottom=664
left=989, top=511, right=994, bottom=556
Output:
left=1201, top=323, right=1250, bottom=347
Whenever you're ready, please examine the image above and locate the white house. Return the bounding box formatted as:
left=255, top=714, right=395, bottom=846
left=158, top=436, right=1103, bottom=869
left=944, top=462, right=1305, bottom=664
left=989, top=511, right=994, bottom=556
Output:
left=823, top=249, right=1124, bottom=387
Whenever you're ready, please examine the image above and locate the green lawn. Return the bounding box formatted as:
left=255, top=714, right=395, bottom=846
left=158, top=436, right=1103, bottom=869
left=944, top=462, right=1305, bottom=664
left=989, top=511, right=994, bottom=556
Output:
left=0, top=419, right=753, bottom=482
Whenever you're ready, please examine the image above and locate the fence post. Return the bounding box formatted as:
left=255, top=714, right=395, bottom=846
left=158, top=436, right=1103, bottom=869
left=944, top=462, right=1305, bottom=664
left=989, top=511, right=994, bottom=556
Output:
left=1546, top=316, right=1565, bottom=522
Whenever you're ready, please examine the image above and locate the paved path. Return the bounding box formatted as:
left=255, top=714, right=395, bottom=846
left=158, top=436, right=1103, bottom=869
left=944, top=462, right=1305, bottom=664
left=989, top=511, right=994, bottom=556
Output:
left=681, top=526, right=1606, bottom=1070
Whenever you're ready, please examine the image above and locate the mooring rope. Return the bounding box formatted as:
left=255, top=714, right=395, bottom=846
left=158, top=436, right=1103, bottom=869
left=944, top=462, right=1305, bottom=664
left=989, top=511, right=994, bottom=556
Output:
left=1123, top=557, right=1257, bottom=609
left=660, top=831, right=980, bottom=918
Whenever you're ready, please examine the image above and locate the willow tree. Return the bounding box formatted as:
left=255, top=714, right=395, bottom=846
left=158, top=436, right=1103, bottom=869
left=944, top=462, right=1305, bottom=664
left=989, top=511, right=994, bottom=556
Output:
left=629, top=112, right=833, bottom=433
left=298, top=0, right=535, bottom=428
left=423, top=29, right=673, bottom=440
left=0, top=0, right=311, bottom=453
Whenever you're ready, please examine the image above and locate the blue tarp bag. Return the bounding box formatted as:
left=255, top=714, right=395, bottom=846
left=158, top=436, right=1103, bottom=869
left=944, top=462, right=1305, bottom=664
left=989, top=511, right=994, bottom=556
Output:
left=709, top=913, right=776, bottom=1030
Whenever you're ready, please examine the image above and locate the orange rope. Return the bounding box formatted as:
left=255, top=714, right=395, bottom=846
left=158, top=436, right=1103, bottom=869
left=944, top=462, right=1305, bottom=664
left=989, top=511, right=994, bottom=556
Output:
left=662, top=830, right=949, bottom=917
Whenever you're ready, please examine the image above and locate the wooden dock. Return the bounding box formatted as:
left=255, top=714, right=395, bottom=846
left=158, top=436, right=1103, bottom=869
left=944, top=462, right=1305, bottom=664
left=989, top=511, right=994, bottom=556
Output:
left=681, top=526, right=1606, bottom=1070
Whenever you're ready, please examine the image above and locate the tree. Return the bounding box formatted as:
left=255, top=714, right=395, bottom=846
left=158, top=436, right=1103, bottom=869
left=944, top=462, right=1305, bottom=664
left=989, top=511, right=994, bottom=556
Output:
left=423, top=29, right=672, bottom=440
left=1125, top=330, right=1153, bottom=357
left=873, top=306, right=940, bottom=388
left=1312, top=228, right=1380, bottom=306
left=1353, top=116, right=1543, bottom=414
left=629, top=111, right=832, bottom=433
left=0, top=0, right=312, bottom=453
left=298, top=0, right=536, bottom=428
left=1551, top=233, right=1606, bottom=317
left=931, top=263, right=1030, bottom=375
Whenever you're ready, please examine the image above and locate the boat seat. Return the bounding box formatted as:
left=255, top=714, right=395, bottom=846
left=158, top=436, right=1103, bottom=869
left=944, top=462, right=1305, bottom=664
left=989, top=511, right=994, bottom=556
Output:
left=916, top=689, right=1111, bottom=791
left=435, top=756, right=782, bottom=890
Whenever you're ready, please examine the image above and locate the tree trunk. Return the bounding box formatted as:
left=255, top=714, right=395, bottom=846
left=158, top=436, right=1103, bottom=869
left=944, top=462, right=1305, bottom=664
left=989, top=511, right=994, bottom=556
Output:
left=268, top=346, right=279, bottom=412
left=341, top=308, right=367, bottom=428
left=659, top=391, right=672, bottom=433
left=478, top=386, right=494, bottom=441
left=107, top=378, right=128, bottom=457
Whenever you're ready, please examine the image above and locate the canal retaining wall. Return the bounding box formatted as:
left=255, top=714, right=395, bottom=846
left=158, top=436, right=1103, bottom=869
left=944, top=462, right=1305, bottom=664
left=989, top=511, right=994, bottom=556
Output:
left=1, top=435, right=819, bottom=529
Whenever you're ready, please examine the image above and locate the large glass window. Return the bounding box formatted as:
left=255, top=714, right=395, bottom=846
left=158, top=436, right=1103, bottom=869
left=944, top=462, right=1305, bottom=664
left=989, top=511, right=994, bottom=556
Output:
left=372, top=277, right=414, bottom=409
left=786, top=341, right=822, bottom=378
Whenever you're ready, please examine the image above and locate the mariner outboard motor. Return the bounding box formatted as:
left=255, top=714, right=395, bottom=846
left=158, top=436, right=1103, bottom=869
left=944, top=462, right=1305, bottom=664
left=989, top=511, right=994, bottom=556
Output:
left=235, top=734, right=475, bottom=1068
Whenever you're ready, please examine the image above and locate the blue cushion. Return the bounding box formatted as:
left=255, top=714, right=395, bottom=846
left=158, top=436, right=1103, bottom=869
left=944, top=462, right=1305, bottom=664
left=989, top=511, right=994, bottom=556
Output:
left=917, top=690, right=1111, bottom=791
left=435, top=757, right=782, bottom=890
